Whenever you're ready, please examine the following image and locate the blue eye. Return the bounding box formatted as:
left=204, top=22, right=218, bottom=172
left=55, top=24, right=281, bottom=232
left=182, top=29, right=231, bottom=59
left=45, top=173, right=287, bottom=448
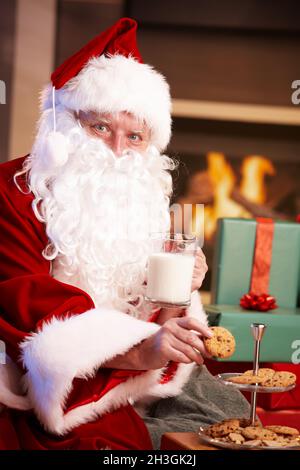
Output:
left=129, top=134, right=141, bottom=142
left=94, top=124, right=108, bottom=132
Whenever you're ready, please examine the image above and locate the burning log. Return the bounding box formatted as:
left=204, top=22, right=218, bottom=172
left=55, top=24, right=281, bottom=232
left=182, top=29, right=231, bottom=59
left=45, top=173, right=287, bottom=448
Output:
left=266, top=174, right=297, bottom=210
left=231, top=188, right=289, bottom=220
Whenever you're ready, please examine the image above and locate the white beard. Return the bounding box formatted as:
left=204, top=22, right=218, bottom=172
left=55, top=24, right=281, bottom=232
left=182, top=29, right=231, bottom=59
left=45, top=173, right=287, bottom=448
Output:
left=24, top=109, right=175, bottom=318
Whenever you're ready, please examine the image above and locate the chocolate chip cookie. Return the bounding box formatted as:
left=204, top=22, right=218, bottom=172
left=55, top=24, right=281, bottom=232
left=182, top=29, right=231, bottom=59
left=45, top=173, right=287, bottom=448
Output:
left=204, top=326, right=235, bottom=358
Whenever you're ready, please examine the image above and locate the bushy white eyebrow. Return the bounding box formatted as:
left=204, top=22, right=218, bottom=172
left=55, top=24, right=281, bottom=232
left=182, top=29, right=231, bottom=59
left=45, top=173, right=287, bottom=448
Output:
left=94, top=116, right=111, bottom=124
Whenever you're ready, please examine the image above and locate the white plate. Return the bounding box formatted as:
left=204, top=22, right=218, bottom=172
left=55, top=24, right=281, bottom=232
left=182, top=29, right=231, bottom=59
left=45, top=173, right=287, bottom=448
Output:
left=216, top=373, right=296, bottom=393
left=198, top=426, right=300, bottom=451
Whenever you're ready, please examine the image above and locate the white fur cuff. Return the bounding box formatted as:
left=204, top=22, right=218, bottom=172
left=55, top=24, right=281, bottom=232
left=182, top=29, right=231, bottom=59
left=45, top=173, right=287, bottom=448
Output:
left=187, top=290, right=208, bottom=326
left=20, top=308, right=159, bottom=435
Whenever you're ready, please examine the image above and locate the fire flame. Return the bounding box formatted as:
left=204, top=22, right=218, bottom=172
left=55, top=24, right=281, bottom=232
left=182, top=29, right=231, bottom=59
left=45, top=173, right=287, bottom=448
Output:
left=192, top=152, right=275, bottom=240
left=240, top=156, right=275, bottom=204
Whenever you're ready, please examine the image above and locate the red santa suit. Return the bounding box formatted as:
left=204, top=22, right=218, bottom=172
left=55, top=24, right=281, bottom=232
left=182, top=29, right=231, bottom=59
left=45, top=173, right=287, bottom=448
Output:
left=0, top=18, right=207, bottom=450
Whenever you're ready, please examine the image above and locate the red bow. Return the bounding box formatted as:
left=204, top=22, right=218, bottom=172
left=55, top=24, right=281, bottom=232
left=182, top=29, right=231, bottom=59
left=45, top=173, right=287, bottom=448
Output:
left=240, top=292, right=277, bottom=312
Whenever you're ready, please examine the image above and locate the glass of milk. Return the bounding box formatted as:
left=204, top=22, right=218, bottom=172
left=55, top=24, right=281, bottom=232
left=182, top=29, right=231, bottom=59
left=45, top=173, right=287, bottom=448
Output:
left=145, top=233, right=197, bottom=308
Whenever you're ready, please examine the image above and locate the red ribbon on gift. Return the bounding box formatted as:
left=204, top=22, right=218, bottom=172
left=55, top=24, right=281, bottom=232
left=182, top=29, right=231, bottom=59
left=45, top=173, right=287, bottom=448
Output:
left=240, top=217, right=278, bottom=312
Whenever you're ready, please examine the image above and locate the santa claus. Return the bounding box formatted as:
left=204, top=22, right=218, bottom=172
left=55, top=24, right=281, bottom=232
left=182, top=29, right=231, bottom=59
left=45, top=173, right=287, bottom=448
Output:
left=0, top=18, right=249, bottom=450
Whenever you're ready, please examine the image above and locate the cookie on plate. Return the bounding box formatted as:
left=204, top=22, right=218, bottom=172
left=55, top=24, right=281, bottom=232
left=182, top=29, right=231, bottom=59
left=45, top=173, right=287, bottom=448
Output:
left=206, top=419, right=240, bottom=438
left=265, top=425, right=299, bottom=436
left=228, top=432, right=245, bottom=444
left=204, top=326, right=235, bottom=358
left=242, top=439, right=262, bottom=447
left=264, top=371, right=297, bottom=387
left=227, top=375, right=264, bottom=385
left=244, top=368, right=275, bottom=381
left=237, top=418, right=260, bottom=428
left=264, top=371, right=296, bottom=387
left=241, top=426, right=277, bottom=441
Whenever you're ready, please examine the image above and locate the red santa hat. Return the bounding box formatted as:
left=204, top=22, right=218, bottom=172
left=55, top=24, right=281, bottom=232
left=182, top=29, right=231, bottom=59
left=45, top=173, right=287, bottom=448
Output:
left=41, top=17, right=172, bottom=151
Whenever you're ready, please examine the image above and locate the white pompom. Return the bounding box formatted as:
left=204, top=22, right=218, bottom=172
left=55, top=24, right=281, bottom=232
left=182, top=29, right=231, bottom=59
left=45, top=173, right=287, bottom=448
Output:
left=43, top=131, right=69, bottom=167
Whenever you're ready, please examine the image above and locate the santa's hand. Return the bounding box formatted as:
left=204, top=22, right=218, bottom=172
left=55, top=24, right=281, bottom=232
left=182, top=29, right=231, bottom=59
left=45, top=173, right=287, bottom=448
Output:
left=139, top=316, right=213, bottom=369
left=191, top=248, right=208, bottom=292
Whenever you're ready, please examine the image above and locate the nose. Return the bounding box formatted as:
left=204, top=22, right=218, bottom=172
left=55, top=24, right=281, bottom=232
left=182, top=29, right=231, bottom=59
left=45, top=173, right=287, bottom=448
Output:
left=111, top=133, right=126, bottom=157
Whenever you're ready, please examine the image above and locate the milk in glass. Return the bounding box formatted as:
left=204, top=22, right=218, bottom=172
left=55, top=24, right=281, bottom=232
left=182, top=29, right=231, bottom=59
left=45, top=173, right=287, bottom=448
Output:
left=146, top=252, right=195, bottom=305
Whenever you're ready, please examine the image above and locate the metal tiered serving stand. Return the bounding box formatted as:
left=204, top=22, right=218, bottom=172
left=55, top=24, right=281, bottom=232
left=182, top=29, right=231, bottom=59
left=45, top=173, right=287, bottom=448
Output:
left=198, top=323, right=298, bottom=450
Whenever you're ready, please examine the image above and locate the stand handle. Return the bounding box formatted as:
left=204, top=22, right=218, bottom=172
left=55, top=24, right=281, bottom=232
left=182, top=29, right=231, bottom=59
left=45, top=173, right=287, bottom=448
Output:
left=249, top=323, right=266, bottom=425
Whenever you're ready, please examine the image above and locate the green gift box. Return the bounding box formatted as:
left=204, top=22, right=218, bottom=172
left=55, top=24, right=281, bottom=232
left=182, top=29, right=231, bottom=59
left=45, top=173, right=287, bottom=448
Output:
left=206, top=218, right=300, bottom=362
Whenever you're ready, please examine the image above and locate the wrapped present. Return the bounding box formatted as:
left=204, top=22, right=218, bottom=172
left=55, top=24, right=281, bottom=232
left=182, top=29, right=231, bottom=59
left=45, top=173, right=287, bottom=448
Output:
left=211, top=217, right=300, bottom=308
left=206, top=217, right=300, bottom=362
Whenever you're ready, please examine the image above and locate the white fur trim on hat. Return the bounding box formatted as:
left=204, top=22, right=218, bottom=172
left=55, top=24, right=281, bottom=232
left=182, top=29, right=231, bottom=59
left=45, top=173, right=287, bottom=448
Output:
left=41, top=55, right=172, bottom=151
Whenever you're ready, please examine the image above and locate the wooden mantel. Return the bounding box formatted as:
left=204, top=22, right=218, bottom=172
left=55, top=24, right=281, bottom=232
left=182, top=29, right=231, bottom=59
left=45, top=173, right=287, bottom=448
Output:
left=172, top=99, right=300, bottom=126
